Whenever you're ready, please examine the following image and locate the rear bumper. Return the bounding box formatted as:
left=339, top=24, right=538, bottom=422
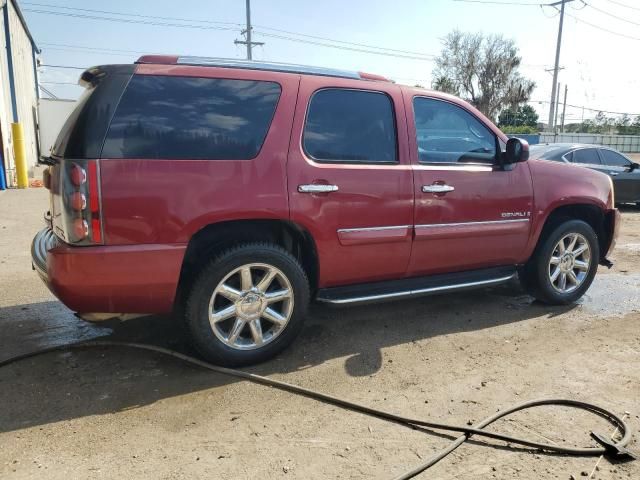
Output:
left=31, top=227, right=60, bottom=286
left=31, top=228, right=186, bottom=314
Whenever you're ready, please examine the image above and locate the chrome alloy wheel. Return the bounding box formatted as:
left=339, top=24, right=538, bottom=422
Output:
left=548, top=233, right=591, bottom=294
left=208, top=263, right=294, bottom=350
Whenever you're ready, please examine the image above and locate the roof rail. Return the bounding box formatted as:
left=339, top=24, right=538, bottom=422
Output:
left=135, top=55, right=389, bottom=82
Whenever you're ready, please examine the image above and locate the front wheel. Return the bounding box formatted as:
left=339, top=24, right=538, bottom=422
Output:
left=185, top=244, right=310, bottom=366
left=522, top=220, right=599, bottom=305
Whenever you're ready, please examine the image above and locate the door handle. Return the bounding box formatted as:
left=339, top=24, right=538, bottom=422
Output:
left=422, top=184, right=455, bottom=193
left=298, top=184, right=339, bottom=193
left=609, top=172, right=619, bottom=176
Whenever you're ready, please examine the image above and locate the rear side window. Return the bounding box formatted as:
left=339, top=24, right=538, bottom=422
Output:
left=303, top=88, right=397, bottom=163
left=102, top=76, right=281, bottom=160
left=573, top=148, right=601, bottom=165
left=600, top=149, right=630, bottom=167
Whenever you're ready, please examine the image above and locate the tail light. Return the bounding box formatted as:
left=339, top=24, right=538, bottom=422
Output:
left=62, top=159, right=103, bottom=245
left=70, top=164, right=87, bottom=186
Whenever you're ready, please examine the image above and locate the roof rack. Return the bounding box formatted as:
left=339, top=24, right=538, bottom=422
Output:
left=135, top=55, right=389, bottom=82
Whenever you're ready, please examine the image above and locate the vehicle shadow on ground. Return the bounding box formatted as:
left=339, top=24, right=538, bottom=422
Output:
left=0, top=280, right=574, bottom=433
left=618, top=204, right=640, bottom=213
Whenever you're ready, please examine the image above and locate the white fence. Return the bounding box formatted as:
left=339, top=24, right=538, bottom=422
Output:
left=538, top=133, right=640, bottom=153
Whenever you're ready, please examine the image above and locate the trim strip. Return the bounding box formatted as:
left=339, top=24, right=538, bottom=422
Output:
left=414, top=164, right=494, bottom=172
left=337, top=225, right=411, bottom=234
left=415, top=218, right=529, bottom=229
left=317, top=273, right=517, bottom=305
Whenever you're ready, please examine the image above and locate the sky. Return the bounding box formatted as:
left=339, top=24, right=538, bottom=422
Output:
left=21, top=0, right=640, bottom=124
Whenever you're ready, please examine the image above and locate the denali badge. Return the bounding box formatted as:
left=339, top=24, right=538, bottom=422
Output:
left=501, top=211, right=530, bottom=218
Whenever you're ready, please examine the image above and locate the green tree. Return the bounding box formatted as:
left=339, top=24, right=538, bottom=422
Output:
left=431, top=76, right=459, bottom=96
left=616, top=114, right=631, bottom=134
left=432, top=30, right=535, bottom=121
left=498, top=104, right=538, bottom=128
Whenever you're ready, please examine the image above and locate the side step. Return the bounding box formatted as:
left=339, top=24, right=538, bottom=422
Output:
left=316, top=266, right=517, bottom=305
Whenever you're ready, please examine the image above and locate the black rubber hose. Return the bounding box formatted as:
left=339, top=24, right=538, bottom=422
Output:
left=0, top=341, right=634, bottom=479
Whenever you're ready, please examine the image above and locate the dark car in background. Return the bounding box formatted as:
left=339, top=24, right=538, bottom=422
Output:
left=530, top=143, right=640, bottom=205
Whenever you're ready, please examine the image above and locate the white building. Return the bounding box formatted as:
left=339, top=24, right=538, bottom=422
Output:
left=0, top=0, right=39, bottom=189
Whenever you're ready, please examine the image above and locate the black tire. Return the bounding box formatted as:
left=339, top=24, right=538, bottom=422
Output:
left=185, top=243, right=309, bottom=366
left=522, top=220, right=599, bottom=305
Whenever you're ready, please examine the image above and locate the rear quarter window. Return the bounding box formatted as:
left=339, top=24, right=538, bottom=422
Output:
left=52, top=65, right=135, bottom=159
left=102, top=75, right=281, bottom=160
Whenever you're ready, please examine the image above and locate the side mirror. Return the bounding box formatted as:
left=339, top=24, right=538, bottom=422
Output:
left=503, top=138, right=529, bottom=165
left=630, top=162, right=639, bottom=172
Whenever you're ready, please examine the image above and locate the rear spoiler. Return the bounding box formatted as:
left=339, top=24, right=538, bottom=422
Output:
left=79, top=64, right=135, bottom=88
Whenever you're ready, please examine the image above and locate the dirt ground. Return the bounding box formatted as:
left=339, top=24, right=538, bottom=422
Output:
left=0, top=188, right=639, bottom=480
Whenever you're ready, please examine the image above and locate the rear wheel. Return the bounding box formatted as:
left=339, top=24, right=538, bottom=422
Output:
left=522, top=220, right=599, bottom=305
left=185, top=244, right=309, bottom=366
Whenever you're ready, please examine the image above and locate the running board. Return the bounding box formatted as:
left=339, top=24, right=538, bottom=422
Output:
left=316, top=266, right=517, bottom=305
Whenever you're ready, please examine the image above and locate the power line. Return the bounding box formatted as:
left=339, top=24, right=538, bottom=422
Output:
left=255, top=27, right=431, bottom=56
left=39, top=64, right=86, bottom=70
left=40, top=47, right=141, bottom=57
left=27, top=1, right=434, bottom=56
left=40, top=81, right=80, bottom=86
left=22, top=9, right=238, bottom=32
left=532, top=99, right=640, bottom=116
left=253, top=31, right=434, bottom=60
left=602, top=0, right=640, bottom=12
left=582, top=1, right=640, bottom=26
left=455, top=0, right=640, bottom=37
left=40, top=42, right=154, bottom=55
left=452, top=0, right=542, bottom=4
left=23, top=4, right=436, bottom=60
left=22, top=2, right=241, bottom=27
left=38, top=84, right=58, bottom=99
left=563, top=9, right=640, bottom=40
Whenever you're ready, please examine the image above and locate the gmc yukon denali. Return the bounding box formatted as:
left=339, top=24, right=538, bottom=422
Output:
left=32, top=56, right=620, bottom=366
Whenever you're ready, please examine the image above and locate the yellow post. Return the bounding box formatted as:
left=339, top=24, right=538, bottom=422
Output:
left=11, top=123, right=29, bottom=189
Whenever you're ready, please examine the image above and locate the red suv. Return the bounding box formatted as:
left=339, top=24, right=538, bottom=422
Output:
left=33, top=56, right=620, bottom=366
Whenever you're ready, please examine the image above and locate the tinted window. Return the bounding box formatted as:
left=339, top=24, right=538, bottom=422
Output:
left=600, top=149, right=630, bottom=167
left=303, top=89, right=397, bottom=163
left=102, top=76, right=281, bottom=160
left=413, top=97, right=496, bottom=164
left=573, top=148, right=601, bottom=165
left=53, top=65, right=135, bottom=159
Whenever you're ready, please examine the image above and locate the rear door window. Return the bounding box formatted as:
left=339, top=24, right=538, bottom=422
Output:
left=413, top=97, right=496, bottom=164
left=102, top=75, right=281, bottom=160
left=573, top=148, right=601, bottom=165
left=599, top=149, right=631, bottom=167
left=303, top=88, right=397, bottom=163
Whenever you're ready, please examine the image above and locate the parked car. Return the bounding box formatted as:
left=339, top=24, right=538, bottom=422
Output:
left=32, top=57, right=620, bottom=366
left=529, top=143, right=640, bottom=205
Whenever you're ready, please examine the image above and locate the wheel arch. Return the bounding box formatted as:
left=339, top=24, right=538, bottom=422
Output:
left=175, top=219, right=319, bottom=311
left=533, top=204, right=609, bottom=262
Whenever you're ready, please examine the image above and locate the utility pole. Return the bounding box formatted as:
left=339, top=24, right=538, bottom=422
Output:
left=554, top=83, right=561, bottom=130
left=234, top=0, right=264, bottom=60
left=547, top=0, right=574, bottom=131
left=561, top=85, right=568, bottom=133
